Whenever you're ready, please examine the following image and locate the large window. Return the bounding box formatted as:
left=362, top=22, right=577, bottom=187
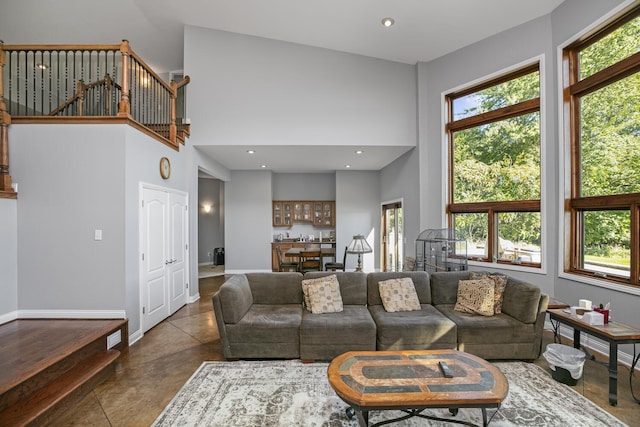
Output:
left=446, top=64, right=541, bottom=267
left=564, top=7, right=640, bottom=287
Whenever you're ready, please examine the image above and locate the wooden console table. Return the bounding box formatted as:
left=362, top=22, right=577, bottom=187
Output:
left=547, top=308, right=640, bottom=406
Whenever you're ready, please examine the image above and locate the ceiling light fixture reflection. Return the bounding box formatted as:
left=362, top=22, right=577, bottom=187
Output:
left=345, top=165, right=351, bottom=168
left=381, top=17, right=395, bottom=28
left=260, top=164, right=267, bottom=168
left=355, top=150, right=364, bottom=154
left=247, top=150, right=255, bottom=154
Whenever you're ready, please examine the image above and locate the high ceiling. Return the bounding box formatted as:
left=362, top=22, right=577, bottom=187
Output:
left=1, top=0, right=566, bottom=172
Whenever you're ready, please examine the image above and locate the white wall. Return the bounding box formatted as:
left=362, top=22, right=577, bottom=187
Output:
left=0, top=199, right=18, bottom=322
left=184, top=26, right=416, bottom=150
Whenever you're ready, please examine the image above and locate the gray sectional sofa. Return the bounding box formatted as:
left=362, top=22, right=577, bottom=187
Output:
left=212, top=270, right=548, bottom=361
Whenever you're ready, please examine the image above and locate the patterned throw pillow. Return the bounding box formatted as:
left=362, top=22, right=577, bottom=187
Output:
left=454, top=279, right=495, bottom=316
left=469, top=272, right=508, bottom=314
left=378, top=278, right=421, bottom=312
left=301, top=275, right=343, bottom=314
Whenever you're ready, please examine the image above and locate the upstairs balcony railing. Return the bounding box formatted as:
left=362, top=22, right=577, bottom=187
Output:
left=0, top=40, right=190, bottom=198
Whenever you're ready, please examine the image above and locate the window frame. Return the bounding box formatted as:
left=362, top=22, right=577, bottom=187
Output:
left=563, top=5, right=640, bottom=288
left=445, top=63, right=542, bottom=268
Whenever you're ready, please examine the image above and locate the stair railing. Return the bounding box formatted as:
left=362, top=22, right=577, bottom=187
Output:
left=0, top=40, right=190, bottom=197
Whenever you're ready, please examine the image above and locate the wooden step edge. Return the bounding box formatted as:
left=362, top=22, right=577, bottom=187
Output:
left=0, top=349, right=120, bottom=427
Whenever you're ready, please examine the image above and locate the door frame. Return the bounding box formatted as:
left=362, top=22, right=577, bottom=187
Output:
left=381, top=199, right=403, bottom=272
left=139, top=182, right=190, bottom=334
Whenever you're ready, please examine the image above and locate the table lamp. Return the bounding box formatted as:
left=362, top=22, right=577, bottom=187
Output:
left=347, top=235, right=372, bottom=272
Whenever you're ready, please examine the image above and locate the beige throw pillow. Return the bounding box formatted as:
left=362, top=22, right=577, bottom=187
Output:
left=301, top=275, right=343, bottom=314
left=378, top=277, right=421, bottom=312
left=469, top=272, right=508, bottom=314
left=454, top=279, right=495, bottom=316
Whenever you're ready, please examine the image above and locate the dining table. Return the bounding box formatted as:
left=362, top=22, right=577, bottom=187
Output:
left=285, top=247, right=336, bottom=263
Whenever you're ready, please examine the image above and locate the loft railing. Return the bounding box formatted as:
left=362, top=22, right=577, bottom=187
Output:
left=0, top=40, right=190, bottom=197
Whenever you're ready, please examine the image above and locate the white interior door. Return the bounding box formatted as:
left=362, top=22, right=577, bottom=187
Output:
left=168, top=192, right=188, bottom=314
left=140, top=185, right=189, bottom=333
left=141, top=187, right=170, bottom=332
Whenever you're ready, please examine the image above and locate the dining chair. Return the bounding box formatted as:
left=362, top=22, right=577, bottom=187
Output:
left=299, top=250, right=322, bottom=273
left=325, top=246, right=347, bottom=271
left=276, top=246, right=300, bottom=272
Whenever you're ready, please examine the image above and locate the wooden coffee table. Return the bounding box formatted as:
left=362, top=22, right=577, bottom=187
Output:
left=327, top=349, right=508, bottom=427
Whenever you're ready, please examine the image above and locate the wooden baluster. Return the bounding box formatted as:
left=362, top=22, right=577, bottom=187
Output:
left=76, top=79, right=84, bottom=116
left=0, top=41, right=16, bottom=196
left=170, top=79, right=177, bottom=145
left=118, top=40, right=131, bottom=117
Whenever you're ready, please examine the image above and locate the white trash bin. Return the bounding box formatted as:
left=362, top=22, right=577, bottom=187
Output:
left=543, top=343, right=586, bottom=385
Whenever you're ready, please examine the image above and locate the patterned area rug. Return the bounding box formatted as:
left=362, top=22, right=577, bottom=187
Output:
left=152, top=360, right=627, bottom=427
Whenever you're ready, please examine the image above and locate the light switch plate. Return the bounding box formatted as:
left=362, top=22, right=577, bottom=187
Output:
left=94, top=229, right=103, bottom=241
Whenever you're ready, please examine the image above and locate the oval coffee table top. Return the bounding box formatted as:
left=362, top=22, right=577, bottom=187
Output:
left=327, top=349, right=508, bottom=410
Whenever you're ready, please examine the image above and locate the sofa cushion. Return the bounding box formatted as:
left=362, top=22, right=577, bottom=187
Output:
left=369, top=304, right=457, bottom=350
left=246, top=272, right=303, bottom=305
left=469, top=272, right=508, bottom=314
left=430, top=271, right=471, bottom=305
left=226, top=304, right=302, bottom=344
left=454, top=279, right=495, bottom=316
left=304, top=272, right=367, bottom=305
left=304, top=275, right=343, bottom=314
left=437, top=304, right=537, bottom=345
left=217, top=274, right=253, bottom=324
left=300, top=305, right=376, bottom=360
left=378, top=278, right=421, bottom=312
left=501, top=277, right=542, bottom=324
left=367, top=271, right=431, bottom=306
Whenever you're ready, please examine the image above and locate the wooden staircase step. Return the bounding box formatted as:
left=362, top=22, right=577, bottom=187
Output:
left=0, top=349, right=120, bottom=427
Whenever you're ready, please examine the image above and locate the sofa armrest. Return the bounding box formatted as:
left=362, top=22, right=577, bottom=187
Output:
left=501, top=277, right=542, bottom=324
left=215, top=274, right=253, bottom=324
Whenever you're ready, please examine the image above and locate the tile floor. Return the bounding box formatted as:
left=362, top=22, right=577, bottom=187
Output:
left=51, top=275, right=640, bottom=426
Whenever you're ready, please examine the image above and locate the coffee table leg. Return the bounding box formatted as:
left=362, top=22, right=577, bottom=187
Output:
left=346, top=407, right=369, bottom=427
left=609, top=342, right=618, bottom=406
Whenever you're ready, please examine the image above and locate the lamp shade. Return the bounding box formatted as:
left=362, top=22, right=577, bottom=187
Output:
left=346, top=235, right=372, bottom=254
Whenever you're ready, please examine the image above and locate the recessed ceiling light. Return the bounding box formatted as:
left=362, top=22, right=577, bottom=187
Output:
left=381, top=17, right=395, bottom=28
left=246, top=150, right=255, bottom=154
left=345, top=165, right=351, bottom=168
left=260, top=164, right=267, bottom=168
left=355, top=150, right=364, bottom=154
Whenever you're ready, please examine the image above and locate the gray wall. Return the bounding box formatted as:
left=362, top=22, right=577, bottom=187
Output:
left=0, top=200, right=18, bottom=321
left=336, top=171, right=380, bottom=271
left=224, top=170, right=273, bottom=272
left=380, top=148, right=420, bottom=259
left=198, top=177, right=224, bottom=264
left=183, top=25, right=417, bottom=150
left=11, top=124, right=126, bottom=313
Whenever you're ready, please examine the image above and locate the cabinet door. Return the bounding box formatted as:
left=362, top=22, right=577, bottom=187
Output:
left=284, top=202, right=292, bottom=225
left=323, top=201, right=335, bottom=226
left=273, top=202, right=283, bottom=226
left=313, top=202, right=323, bottom=225
left=302, top=202, right=312, bottom=222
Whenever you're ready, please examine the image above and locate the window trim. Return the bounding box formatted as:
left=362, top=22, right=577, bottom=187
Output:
left=444, top=59, right=545, bottom=270
left=561, top=4, right=640, bottom=288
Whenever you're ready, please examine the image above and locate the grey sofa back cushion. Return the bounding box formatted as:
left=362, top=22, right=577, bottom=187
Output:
left=218, top=274, right=253, bottom=324
left=303, top=272, right=367, bottom=305
left=501, top=276, right=541, bottom=324
left=246, top=272, right=303, bottom=304
left=430, top=271, right=471, bottom=305
left=367, top=271, right=431, bottom=306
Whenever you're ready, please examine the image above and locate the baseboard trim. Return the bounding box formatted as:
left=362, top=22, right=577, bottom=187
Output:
left=17, top=309, right=127, bottom=319
left=128, top=328, right=144, bottom=346
left=544, top=319, right=639, bottom=372
left=0, top=310, right=18, bottom=325
left=187, top=293, right=200, bottom=304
